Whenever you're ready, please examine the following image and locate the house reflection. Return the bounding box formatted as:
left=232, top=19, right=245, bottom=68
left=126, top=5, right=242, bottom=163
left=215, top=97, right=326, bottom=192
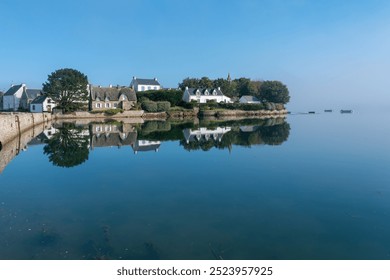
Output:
left=182, top=127, right=231, bottom=144
left=90, top=123, right=137, bottom=149
left=132, top=140, right=161, bottom=154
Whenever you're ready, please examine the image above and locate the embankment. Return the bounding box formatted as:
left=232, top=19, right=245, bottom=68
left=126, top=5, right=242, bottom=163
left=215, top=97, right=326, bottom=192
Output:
left=0, top=112, right=51, bottom=146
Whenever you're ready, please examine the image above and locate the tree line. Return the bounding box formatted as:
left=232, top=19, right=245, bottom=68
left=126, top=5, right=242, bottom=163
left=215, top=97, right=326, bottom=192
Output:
left=179, top=76, right=290, bottom=104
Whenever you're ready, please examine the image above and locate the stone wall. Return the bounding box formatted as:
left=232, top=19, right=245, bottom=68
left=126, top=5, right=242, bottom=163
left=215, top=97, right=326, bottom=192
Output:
left=0, top=112, right=52, bottom=146
left=53, top=110, right=144, bottom=119
left=0, top=122, right=51, bottom=173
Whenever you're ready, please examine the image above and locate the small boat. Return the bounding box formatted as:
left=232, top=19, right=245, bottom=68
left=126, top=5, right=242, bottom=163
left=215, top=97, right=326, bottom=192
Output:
left=308, top=111, right=315, bottom=114
left=340, top=110, right=353, bottom=113
left=324, top=109, right=332, bottom=112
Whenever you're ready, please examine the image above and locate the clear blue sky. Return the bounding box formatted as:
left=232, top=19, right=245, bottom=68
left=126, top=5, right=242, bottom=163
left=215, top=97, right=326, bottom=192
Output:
left=1, top=0, right=390, bottom=110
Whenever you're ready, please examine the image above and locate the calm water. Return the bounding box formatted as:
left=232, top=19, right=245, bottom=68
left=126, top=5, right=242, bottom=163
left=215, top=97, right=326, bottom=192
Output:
left=0, top=112, right=389, bottom=260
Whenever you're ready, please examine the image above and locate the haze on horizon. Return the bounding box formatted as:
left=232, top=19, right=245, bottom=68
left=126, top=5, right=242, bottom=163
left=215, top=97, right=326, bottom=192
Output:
left=1, top=0, right=390, bottom=111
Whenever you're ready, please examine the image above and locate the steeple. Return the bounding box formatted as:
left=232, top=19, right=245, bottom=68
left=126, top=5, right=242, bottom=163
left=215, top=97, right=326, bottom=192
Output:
left=227, top=73, right=231, bottom=83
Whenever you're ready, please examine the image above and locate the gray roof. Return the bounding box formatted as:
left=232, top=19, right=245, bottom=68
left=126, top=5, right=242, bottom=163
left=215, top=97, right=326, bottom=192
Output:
left=4, top=84, right=23, bottom=96
left=25, top=89, right=42, bottom=100
left=90, top=86, right=137, bottom=101
left=134, top=78, right=160, bottom=86
left=241, top=95, right=260, bottom=102
left=31, top=95, right=48, bottom=104
left=187, top=88, right=223, bottom=96
left=91, top=132, right=137, bottom=147
left=132, top=143, right=160, bottom=152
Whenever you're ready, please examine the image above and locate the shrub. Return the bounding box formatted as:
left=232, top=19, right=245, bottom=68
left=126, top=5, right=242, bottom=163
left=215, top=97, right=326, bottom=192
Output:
left=177, top=101, right=195, bottom=109
left=104, top=108, right=124, bottom=115
left=137, top=89, right=183, bottom=106
left=157, top=101, right=171, bottom=112
left=142, top=101, right=158, bottom=112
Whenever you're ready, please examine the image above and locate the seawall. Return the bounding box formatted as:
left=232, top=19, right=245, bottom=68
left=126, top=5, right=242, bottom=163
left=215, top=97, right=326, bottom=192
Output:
left=0, top=112, right=52, bottom=146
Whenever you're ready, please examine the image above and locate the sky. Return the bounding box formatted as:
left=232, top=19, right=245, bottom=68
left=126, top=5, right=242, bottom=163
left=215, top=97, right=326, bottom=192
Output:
left=1, top=0, right=390, bottom=111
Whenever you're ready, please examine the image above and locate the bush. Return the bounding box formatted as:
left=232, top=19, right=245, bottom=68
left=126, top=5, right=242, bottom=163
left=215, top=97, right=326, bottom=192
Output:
left=137, top=89, right=183, bottom=106
left=177, top=100, right=195, bottom=109
left=104, top=109, right=124, bottom=115
left=157, top=101, right=171, bottom=112
left=142, top=101, right=158, bottom=112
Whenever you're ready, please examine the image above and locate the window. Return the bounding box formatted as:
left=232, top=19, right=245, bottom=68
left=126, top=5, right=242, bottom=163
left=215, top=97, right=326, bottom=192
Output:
left=106, top=103, right=110, bottom=108
left=148, top=86, right=151, bottom=90
left=114, top=103, right=118, bottom=108
left=153, top=86, right=157, bottom=90
left=96, top=103, right=101, bottom=108
left=32, top=105, right=35, bottom=111
left=141, top=86, right=145, bottom=91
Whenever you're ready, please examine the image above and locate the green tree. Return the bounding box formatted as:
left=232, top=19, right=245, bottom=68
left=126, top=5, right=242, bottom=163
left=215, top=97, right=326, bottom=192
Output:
left=234, top=78, right=258, bottom=97
left=259, top=81, right=290, bottom=104
left=178, top=77, right=200, bottom=89
left=43, top=123, right=90, bottom=168
left=43, top=68, right=89, bottom=112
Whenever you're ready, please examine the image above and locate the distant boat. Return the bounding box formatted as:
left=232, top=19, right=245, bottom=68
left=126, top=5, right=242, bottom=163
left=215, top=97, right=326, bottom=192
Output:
left=340, top=110, right=353, bottom=113
left=308, top=111, right=315, bottom=114
left=324, top=109, right=332, bottom=112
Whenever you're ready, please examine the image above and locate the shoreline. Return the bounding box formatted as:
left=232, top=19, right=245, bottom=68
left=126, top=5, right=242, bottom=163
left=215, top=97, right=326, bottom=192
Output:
left=0, top=109, right=287, bottom=146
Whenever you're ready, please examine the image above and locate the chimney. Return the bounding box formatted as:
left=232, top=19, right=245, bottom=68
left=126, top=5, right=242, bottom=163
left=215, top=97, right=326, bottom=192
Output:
left=185, top=86, right=188, bottom=90
left=133, top=76, right=136, bottom=80
left=217, top=87, right=221, bottom=90
left=109, top=84, right=112, bottom=88
left=154, top=78, right=157, bottom=81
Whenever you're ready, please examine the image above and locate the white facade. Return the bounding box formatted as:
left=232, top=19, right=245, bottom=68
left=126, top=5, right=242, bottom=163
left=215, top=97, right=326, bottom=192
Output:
left=2, top=84, right=25, bottom=111
left=183, top=127, right=232, bottom=143
left=30, top=97, right=57, bottom=113
left=130, top=77, right=162, bottom=92
left=182, top=87, right=232, bottom=103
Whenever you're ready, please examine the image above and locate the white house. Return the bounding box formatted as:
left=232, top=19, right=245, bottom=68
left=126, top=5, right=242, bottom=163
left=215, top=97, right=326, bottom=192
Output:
left=2, top=84, right=26, bottom=111
left=182, top=127, right=232, bottom=143
left=30, top=96, right=57, bottom=113
left=182, top=87, right=232, bottom=103
left=239, top=95, right=261, bottom=104
left=132, top=140, right=161, bottom=154
left=130, top=77, right=161, bottom=92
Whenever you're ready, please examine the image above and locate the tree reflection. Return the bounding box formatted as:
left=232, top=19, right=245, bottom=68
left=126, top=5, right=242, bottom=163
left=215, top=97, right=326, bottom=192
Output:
left=180, top=119, right=290, bottom=151
left=43, top=123, right=90, bottom=168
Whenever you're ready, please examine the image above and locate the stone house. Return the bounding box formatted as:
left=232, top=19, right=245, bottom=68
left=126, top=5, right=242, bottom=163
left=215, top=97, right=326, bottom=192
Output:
left=20, top=89, right=43, bottom=110
left=89, top=85, right=137, bottom=111
left=130, top=77, right=161, bottom=92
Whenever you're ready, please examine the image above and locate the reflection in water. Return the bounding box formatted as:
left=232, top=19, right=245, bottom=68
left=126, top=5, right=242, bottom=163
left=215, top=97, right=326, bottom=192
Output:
left=0, top=122, right=52, bottom=173
left=1, top=118, right=290, bottom=171
left=180, top=118, right=290, bottom=151
left=43, top=123, right=90, bottom=168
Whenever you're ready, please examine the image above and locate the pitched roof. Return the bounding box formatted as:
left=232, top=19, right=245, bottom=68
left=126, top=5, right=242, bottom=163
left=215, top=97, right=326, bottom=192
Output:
left=91, top=132, right=137, bottom=147
left=187, top=88, right=224, bottom=96
left=31, top=95, right=48, bottom=104
left=133, top=78, right=160, bottom=86
left=4, top=84, right=23, bottom=96
left=25, top=89, right=42, bottom=100
left=90, top=86, right=137, bottom=101
left=241, top=95, right=260, bottom=102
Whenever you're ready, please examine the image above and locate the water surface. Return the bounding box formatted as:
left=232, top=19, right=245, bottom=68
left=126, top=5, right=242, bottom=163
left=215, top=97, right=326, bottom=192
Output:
left=0, top=112, right=389, bottom=259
